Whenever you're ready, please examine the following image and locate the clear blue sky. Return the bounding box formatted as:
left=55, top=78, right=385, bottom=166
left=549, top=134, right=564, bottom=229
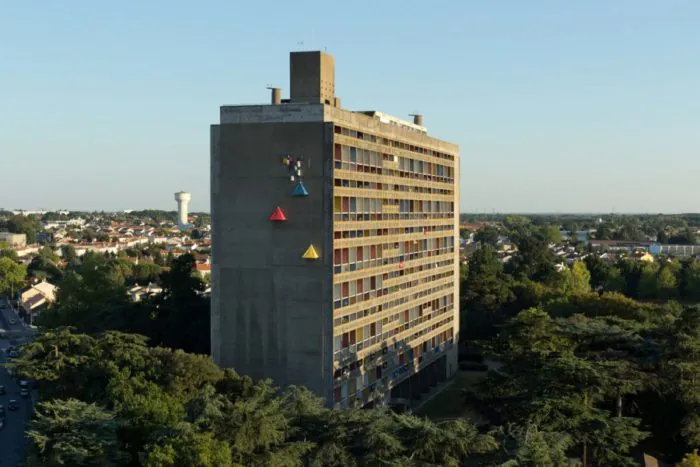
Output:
left=2, top=1, right=699, bottom=213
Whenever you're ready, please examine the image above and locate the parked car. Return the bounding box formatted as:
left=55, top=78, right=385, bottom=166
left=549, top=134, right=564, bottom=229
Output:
left=0, top=385, right=5, bottom=395
left=0, top=405, right=5, bottom=418
left=8, top=400, right=18, bottom=411
left=9, top=318, right=16, bottom=325
left=19, top=388, right=29, bottom=398
left=8, top=350, right=18, bottom=358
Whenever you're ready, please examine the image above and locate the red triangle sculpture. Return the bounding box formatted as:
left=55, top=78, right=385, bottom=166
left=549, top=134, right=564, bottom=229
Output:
left=269, top=206, right=287, bottom=222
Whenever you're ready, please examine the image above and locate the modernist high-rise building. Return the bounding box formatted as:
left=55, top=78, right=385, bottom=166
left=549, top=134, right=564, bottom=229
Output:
left=211, top=51, right=459, bottom=409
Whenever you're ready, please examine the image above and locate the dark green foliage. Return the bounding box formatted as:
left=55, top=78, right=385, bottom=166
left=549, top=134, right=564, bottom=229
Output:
left=475, top=225, right=501, bottom=246
left=37, top=253, right=209, bottom=355
left=26, top=399, right=125, bottom=467
left=468, top=308, right=653, bottom=465
left=505, top=234, right=558, bottom=284
left=18, top=330, right=498, bottom=466
left=461, top=246, right=516, bottom=339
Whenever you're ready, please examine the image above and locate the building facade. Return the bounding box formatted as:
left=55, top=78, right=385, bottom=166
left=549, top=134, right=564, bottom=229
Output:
left=0, top=232, right=27, bottom=247
left=211, top=51, right=460, bottom=408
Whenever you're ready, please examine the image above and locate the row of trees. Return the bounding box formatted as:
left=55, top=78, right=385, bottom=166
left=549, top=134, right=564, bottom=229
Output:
left=461, top=213, right=699, bottom=245
left=585, top=255, right=700, bottom=302
left=12, top=329, right=513, bottom=466
left=0, top=213, right=43, bottom=243
left=37, top=250, right=210, bottom=355
left=461, top=227, right=700, bottom=463
left=17, top=326, right=626, bottom=466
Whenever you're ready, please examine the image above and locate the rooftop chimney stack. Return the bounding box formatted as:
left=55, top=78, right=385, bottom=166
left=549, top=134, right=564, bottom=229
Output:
left=289, top=51, right=335, bottom=105
left=270, top=87, right=282, bottom=105
left=411, top=114, right=424, bottom=126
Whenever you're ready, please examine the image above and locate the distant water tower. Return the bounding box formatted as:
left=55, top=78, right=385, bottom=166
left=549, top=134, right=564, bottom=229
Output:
left=174, top=191, right=191, bottom=228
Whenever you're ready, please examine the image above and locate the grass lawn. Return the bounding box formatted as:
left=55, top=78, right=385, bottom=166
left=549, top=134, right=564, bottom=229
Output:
left=415, top=370, right=488, bottom=423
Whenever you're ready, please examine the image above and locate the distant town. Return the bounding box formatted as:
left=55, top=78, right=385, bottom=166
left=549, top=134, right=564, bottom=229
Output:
left=459, top=213, right=700, bottom=266
left=2, top=207, right=699, bottom=330
left=0, top=198, right=211, bottom=323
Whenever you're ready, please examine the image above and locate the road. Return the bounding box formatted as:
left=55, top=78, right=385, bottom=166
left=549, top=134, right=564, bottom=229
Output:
left=0, top=299, right=33, bottom=467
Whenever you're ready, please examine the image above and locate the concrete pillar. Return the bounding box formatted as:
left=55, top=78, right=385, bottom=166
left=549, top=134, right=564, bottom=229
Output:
left=437, top=356, right=447, bottom=382
left=420, top=369, right=431, bottom=393
left=271, top=87, right=281, bottom=105
left=391, top=385, right=401, bottom=400
left=429, top=363, right=438, bottom=387
left=411, top=374, right=422, bottom=400
left=400, top=379, right=411, bottom=399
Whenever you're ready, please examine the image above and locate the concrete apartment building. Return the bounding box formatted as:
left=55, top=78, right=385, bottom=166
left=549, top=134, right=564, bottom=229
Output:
left=0, top=232, right=27, bottom=247
left=211, top=51, right=460, bottom=409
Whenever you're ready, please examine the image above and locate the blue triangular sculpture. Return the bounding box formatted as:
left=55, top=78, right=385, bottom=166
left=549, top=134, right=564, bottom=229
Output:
left=292, top=181, right=309, bottom=197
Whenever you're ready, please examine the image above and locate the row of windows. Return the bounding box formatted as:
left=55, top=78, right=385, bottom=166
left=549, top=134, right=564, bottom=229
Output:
left=334, top=212, right=453, bottom=223
left=334, top=246, right=454, bottom=280
left=333, top=225, right=453, bottom=238
left=334, top=265, right=453, bottom=304
left=334, top=126, right=456, bottom=162
left=333, top=267, right=454, bottom=310
left=334, top=159, right=455, bottom=185
left=335, top=325, right=455, bottom=381
left=334, top=278, right=454, bottom=324
left=333, top=297, right=454, bottom=353
left=333, top=196, right=454, bottom=214
left=332, top=327, right=455, bottom=405
left=334, top=145, right=454, bottom=179
left=334, top=238, right=455, bottom=265
left=334, top=178, right=453, bottom=196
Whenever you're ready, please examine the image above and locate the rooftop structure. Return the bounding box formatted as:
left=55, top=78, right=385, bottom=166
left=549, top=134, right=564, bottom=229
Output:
left=174, top=191, right=191, bottom=228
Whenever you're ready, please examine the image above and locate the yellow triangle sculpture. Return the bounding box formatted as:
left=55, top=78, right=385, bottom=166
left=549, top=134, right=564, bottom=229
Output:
left=302, top=244, right=320, bottom=260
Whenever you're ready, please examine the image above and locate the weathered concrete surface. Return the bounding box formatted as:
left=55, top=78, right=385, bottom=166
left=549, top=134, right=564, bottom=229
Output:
left=211, top=121, right=333, bottom=400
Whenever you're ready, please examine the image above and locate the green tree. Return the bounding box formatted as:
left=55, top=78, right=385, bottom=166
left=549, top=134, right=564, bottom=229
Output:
left=141, top=426, right=233, bottom=467
left=663, top=306, right=700, bottom=446
left=478, top=424, right=574, bottom=467
left=475, top=225, right=500, bottom=246
left=603, top=267, right=626, bottom=293
left=559, top=261, right=591, bottom=295
left=595, top=224, right=613, bottom=240
left=540, top=225, right=562, bottom=244
left=669, top=228, right=698, bottom=245
left=0, top=240, right=19, bottom=260
left=26, top=399, right=125, bottom=467
left=678, top=450, right=700, bottom=467
left=61, top=244, right=80, bottom=265
left=507, top=234, right=558, bottom=284
left=584, top=255, right=611, bottom=290
left=133, top=263, right=163, bottom=283
left=462, top=245, right=515, bottom=339
left=28, top=248, right=63, bottom=282
left=637, top=263, right=660, bottom=300
left=5, top=214, right=41, bottom=243
left=503, top=215, right=531, bottom=232
left=149, top=254, right=210, bottom=354
left=658, top=265, right=680, bottom=300
left=0, top=256, right=27, bottom=297
left=39, top=246, right=60, bottom=263
left=682, top=262, right=700, bottom=302
left=470, top=310, right=649, bottom=466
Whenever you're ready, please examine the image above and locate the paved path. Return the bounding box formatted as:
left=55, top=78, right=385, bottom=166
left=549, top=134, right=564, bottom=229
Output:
left=0, top=298, right=34, bottom=466
left=0, top=342, right=32, bottom=466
